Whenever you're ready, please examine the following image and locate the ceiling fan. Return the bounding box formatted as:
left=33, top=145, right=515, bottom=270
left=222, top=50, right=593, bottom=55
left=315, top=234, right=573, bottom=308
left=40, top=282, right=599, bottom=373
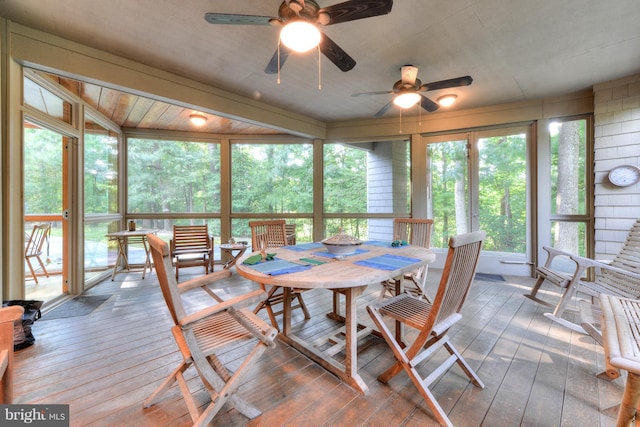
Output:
left=204, top=0, right=393, bottom=74
left=352, top=65, right=473, bottom=117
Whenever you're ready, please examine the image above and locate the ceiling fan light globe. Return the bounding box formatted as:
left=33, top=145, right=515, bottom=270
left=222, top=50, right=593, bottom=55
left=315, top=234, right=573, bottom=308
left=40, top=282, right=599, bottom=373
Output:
left=280, top=21, right=321, bottom=52
left=393, top=92, right=421, bottom=109
left=437, top=94, right=457, bottom=107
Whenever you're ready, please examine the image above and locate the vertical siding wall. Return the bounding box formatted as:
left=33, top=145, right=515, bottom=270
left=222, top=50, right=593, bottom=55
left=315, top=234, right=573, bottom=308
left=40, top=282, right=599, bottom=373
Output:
left=368, top=141, right=408, bottom=240
left=593, top=73, right=640, bottom=257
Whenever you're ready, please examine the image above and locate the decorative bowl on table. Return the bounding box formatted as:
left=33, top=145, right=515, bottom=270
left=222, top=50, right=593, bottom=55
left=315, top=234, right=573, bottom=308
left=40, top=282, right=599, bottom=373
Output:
left=321, top=229, right=362, bottom=255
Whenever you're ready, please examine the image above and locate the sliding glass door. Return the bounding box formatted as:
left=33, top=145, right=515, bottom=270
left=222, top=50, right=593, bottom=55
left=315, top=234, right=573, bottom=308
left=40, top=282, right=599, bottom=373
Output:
left=424, top=126, right=531, bottom=275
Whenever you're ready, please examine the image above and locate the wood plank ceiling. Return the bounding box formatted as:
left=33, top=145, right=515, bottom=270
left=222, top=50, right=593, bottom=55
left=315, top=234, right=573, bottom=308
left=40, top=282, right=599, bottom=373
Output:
left=43, top=73, right=282, bottom=135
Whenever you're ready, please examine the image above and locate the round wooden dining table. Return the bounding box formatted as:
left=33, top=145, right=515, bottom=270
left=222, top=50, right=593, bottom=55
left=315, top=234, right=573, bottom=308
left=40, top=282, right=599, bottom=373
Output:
left=235, top=241, right=435, bottom=395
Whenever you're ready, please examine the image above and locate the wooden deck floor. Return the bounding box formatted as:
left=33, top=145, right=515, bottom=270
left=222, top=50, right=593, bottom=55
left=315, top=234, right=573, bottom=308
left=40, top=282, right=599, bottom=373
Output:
left=13, top=266, right=624, bottom=426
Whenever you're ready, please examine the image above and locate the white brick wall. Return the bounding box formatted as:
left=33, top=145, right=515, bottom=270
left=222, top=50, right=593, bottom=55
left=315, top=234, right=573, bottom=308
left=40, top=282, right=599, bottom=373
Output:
left=594, top=73, right=640, bottom=257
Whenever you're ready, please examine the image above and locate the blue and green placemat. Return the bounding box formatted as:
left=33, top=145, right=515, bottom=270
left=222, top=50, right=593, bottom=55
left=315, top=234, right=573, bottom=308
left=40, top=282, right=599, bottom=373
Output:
left=354, top=254, right=421, bottom=270
left=283, top=242, right=325, bottom=251
left=244, top=258, right=312, bottom=275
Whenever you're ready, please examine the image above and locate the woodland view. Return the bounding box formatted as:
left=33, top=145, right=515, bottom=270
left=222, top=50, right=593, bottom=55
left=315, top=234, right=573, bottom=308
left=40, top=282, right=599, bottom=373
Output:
left=24, top=120, right=586, bottom=254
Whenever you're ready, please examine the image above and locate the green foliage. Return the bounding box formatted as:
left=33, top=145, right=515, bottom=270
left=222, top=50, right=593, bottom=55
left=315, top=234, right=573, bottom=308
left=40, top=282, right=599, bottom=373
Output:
left=427, top=140, right=467, bottom=247
left=323, top=144, right=367, bottom=213
left=231, top=144, right=313, bottom=214
left=84, top=130, right=118, bottom=214
left=24, top=128, right=63, bottom=214
left=428, top=133, right=528, bottom=252
left=127, top=138, right=221, bottom=214
left=477, top=134, right=527, bottom=252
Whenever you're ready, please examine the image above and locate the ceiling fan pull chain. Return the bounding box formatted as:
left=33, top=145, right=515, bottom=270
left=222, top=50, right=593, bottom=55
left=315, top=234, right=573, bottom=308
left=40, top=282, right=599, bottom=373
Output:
left=277, top=41, right=281, bottom=85
left=318, top=45, right=322, bottom=90
left=399, top=109, right=403, bottom=134
left=418, top=103, right=422, bottom=126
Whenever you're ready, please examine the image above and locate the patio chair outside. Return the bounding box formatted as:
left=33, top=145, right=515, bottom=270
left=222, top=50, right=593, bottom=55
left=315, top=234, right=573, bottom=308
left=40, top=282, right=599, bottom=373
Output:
left=249, top=220, right=311, bottom=331
left=24, top=223, right=51, bottom=284
left=379, top=218, right=434, bottom=300
left=144, top=234, right=277, bottom=426
left=367, top=230, right=486, bottom=427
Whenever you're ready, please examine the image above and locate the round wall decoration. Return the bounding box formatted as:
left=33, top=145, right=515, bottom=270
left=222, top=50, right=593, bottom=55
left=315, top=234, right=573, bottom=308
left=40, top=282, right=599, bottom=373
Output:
left=608, top=164, right=640, bottom=187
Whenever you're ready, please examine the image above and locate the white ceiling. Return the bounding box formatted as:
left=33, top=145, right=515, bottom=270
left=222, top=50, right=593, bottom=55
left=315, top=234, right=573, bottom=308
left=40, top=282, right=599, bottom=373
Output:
left=1, top=0, right=639, bottom=123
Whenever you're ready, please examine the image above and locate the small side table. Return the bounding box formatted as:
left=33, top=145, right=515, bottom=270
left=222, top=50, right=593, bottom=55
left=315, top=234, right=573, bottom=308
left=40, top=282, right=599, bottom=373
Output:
left=220, top=243, right=248, bottom=269
left=106, top=229, right=157, bottom=280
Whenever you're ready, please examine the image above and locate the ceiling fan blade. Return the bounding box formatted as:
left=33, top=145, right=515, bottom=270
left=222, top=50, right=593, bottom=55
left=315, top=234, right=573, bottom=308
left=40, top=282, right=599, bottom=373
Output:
left=319, top=0, right=393, bottom=25
left=374, top=100, right=394, bottom=117
left=264, top=46, right=293, bottom=74
left=419, top=75, right=473, bottom=92
left=420, top=95, right=440, bottom=112
left=319, top=33, right=356, bottom=72
left=204, top=13, right=276, bottom=25
left=352, top=90, right=395, bottom=97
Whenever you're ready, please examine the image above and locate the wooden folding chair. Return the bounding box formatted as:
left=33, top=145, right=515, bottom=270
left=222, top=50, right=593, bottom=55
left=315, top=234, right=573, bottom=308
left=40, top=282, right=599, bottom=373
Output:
left=144, top=234, right=277, bottom=426
left=285, top=223, right=296, bottom=245
left=379, top=218, right=434, bottom=300
left=249, top=220, right=310, bottom=331
left=367, top=230, right=486, bottom=427
left=24, top=223, right=51, bottom=284
left=170, top=225, right=214, bottom=281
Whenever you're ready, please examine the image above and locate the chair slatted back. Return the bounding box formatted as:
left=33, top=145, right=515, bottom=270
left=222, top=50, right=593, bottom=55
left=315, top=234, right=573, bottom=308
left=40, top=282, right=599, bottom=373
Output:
left=602, top=220, right=640, bottom=295
left=285, top=223, right=296, bottom=245
left=414, top=231, right=485, bottom=346
left=249, top=220, right=288, bottom=250
left=25, top=224, right=50, bottom=257
left=369, top=230, right=486, bottom=427
left=393, top=218, right=433, bottom=248
left=145, top=233, right=277, bottom=425
left=171, top=225, right=211, bottom=256
left=148, top=234, right=184, bottom=325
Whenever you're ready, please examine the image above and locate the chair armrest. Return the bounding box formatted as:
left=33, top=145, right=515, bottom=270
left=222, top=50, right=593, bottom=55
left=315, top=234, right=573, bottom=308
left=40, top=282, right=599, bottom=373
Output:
left=229, top=307, right=278, bottom=348
left=541, top=246, right=578, bottom=267
left=536, top=246, right=580, bottom=286
left=0, top=306, right=24, bottom=324
left=0, top=349, right=8, bottom=377
left=180, top=289, right=267, bottom=326
left=177, top=269, right=232, bottom=293
left=570, top=254, right=640, bottom=281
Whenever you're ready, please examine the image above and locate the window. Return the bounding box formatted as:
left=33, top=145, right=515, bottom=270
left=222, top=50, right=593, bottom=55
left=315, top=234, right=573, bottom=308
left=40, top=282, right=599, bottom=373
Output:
left=323, top=140, right=410, bottom=240
left=125, top=137, right=222, bottom=259
left=128, top=137, right=221, bottom=214
left=230, top=142, right=313, bottom=242
left=231, top=142, right=313, bottom=214
left=548, top=117, right=591, bottom=257
left=85, top=115, right=118, bottom=214
left=84, top=115, right=121, bottom=284
left=23, top=76, right=72, bottom=124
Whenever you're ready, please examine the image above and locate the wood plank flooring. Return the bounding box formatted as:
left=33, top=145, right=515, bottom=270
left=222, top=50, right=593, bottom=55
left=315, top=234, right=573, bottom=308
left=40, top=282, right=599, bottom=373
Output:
left=13, top=267, right=624, bottom=426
